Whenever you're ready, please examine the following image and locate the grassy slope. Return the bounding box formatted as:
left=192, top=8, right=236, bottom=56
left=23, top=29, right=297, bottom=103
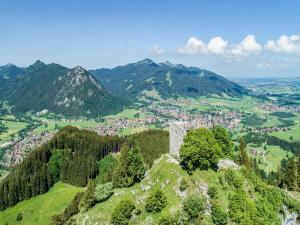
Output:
left=74, top=154, right=298, bottom=224
left=75, top=154, right=188, bottom=224
left=0, top=182, right=83, bottom=225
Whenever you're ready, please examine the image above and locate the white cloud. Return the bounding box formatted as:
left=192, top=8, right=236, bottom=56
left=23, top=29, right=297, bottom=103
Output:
left=227, top=35, right=262, bottom=58
left=177, top=35, right=261, bottom=59
left=177, top=37, right=207, bottom=55
left=207, top=37, right=228, bottom=55
left=266, top=35, right=300, bottom=54
left=148, top=45, right=165, bottom=56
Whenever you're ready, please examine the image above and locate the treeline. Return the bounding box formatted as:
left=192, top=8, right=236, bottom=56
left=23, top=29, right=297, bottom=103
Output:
left=265, top=154, right=300, bottom=191
left=235, top=137, right=300, bottom=192
left=0, top=126, right=169, bottom=211
left=243, top=132, right=300, bottom=154
left=267, top=136, right=300, bottom=154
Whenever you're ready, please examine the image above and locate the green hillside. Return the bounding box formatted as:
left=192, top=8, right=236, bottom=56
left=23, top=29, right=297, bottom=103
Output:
left=71, top=154, right=300, bottom=224
left=0, top=182, right=82, bottom=225
left=0, top=61, right=124, bottom=117
left=90, top=59, right=249, bottom=100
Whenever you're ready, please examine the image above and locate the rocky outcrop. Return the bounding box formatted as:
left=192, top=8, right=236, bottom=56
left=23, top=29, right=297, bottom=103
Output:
left=217, top=159, right=240, bottom=170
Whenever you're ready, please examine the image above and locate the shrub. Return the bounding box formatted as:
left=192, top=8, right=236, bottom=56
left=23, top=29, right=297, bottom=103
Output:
left=79, top=180, right=97, bottom=211
left=212, top=126, right=234, bottom=158
left=145, top=188, right=167, bottom=213
left=211, top=203, right=228, bottom=225
left=183, top=196, right=204, bottom=221
left=228, top=191, right=256, bottom=224
left=224, top=170, right=243, bottom=189
left=208, top=186, right=218, bottom=199
left=94, top=182, right=114, bottom=202
left=111, top=199, right=135, bottom=225
left=158, top=214, right=177, bottom=225
left=180, top=128, right=222, bottom=172
left=179, top=178, right=188, bottom=191
left=16, top=213, right=23, bottom=221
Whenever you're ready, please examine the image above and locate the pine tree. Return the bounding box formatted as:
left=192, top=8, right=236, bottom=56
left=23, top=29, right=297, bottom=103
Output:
left=236, top=138, right=251, bottom=168
left=297, top=151, right=300, bottom=189
left=113, top=144, right=131, bottom=188
left=284, top=158, right=298, bottom=191
left=128, top=144, right=147, bottom=183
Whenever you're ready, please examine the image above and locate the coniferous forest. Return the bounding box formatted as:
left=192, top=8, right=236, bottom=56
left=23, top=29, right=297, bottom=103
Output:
left=0, top=126, right=169, bottom=210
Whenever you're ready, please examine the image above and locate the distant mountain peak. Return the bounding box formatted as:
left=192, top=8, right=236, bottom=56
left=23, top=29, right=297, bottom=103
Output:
left=164, top=61, right=173, bottom=66
left=72, top=66, right=86, bottom=74
left=134, top=58, right=156, bottom=65
left=3, top=63, right=16, bottom=68
left=33, top=60, right=45, bottom=65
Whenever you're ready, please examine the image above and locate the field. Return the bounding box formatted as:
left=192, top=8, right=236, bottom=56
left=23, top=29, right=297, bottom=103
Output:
left=0, top=182, right=83, bottom=225
left=32, top=118, right=99, bottom=134
left=246, top=145, right=292, bottom=172
left=0, top=120, right=28, bottom=144
left=272, top=125, right=300, bottom=142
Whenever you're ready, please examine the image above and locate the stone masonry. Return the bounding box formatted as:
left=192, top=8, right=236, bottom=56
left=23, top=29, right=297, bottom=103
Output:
left=169, top=120, right=214, bottom=156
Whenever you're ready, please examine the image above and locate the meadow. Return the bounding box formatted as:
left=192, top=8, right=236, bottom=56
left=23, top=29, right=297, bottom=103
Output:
left=0, top=182, right=82, bottom=225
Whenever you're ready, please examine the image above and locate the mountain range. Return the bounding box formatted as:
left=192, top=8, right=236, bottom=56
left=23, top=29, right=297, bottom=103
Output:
left=0, top=61, right=123, bottom=117
left=0, top=59, right=249, bottom=117
left=90, top=59, right=248, bottom=100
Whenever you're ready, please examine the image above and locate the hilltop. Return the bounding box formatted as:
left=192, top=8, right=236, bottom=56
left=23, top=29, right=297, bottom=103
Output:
left=1, top=154, right=299, bottom=225
left=0, top=126, right=299, bottom=225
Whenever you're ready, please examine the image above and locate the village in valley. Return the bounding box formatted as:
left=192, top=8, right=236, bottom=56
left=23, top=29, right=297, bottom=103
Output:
left=1, top=78, right=300, bottom=174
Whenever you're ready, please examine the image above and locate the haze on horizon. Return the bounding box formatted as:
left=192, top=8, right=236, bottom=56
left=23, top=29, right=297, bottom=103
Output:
left=1, top=0, right=300, bottom=78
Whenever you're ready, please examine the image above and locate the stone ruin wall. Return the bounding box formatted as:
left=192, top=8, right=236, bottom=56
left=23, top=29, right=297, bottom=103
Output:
left=169, top=121, right=214, bottom=157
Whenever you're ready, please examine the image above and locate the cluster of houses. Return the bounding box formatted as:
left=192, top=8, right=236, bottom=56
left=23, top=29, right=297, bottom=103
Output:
left=0, top=131, right=53, bottom=167
left=257, top=103, right=300, bottom=112
left=243, top=126, right=289, bottom=134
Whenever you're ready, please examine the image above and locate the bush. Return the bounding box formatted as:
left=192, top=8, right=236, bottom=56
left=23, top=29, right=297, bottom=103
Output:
left=211, top=203, right=228, bottom=225
left=208, top=186, right=218, bottom=199
left=111, top=199, right=135, bottom=225
left=224, top=170, right=243, bottom=189
left=79, top=180, right=97, bottom=211
left=180, top=128, right=222, bottom=172
left=158, top=214, right=177, bottom=225
left=183, top=196, right=204, bottom=221
left=212, top=126, right=234, bottom=158
left=179, top=178, right=188, bottom=191
left=16, top=213, right=23, bottom=221
left=94, top=182, right=114, bottom=202
left=145, top=188, right=167, bottom=213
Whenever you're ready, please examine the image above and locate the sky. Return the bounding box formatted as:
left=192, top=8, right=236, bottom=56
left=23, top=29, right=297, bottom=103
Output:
left=1, top=0, right=300, bottom=77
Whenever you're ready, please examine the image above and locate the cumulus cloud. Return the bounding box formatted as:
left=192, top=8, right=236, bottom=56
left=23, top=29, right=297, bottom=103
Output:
left=177, top=37, right=208, bottom=55
left=207, top=37, right=228, bottom=55
left=177, top=35, right=261, bottom=59
left=227, top=35, right=262, bottom=58
left=148, top=45, right=165, bottom=56
left=266, top=35, right=300, bottom=54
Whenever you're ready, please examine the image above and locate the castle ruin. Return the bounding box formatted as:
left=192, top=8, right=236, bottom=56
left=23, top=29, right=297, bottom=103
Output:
left=169, top=120, right=214, bottom=156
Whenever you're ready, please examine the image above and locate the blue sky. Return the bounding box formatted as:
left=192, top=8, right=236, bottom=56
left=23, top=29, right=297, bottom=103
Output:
left=1, top=0, right=300, bottom=77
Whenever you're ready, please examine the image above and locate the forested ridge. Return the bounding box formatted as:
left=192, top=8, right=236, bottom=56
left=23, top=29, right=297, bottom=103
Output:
left=0, top=126, right=169, bottom=210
